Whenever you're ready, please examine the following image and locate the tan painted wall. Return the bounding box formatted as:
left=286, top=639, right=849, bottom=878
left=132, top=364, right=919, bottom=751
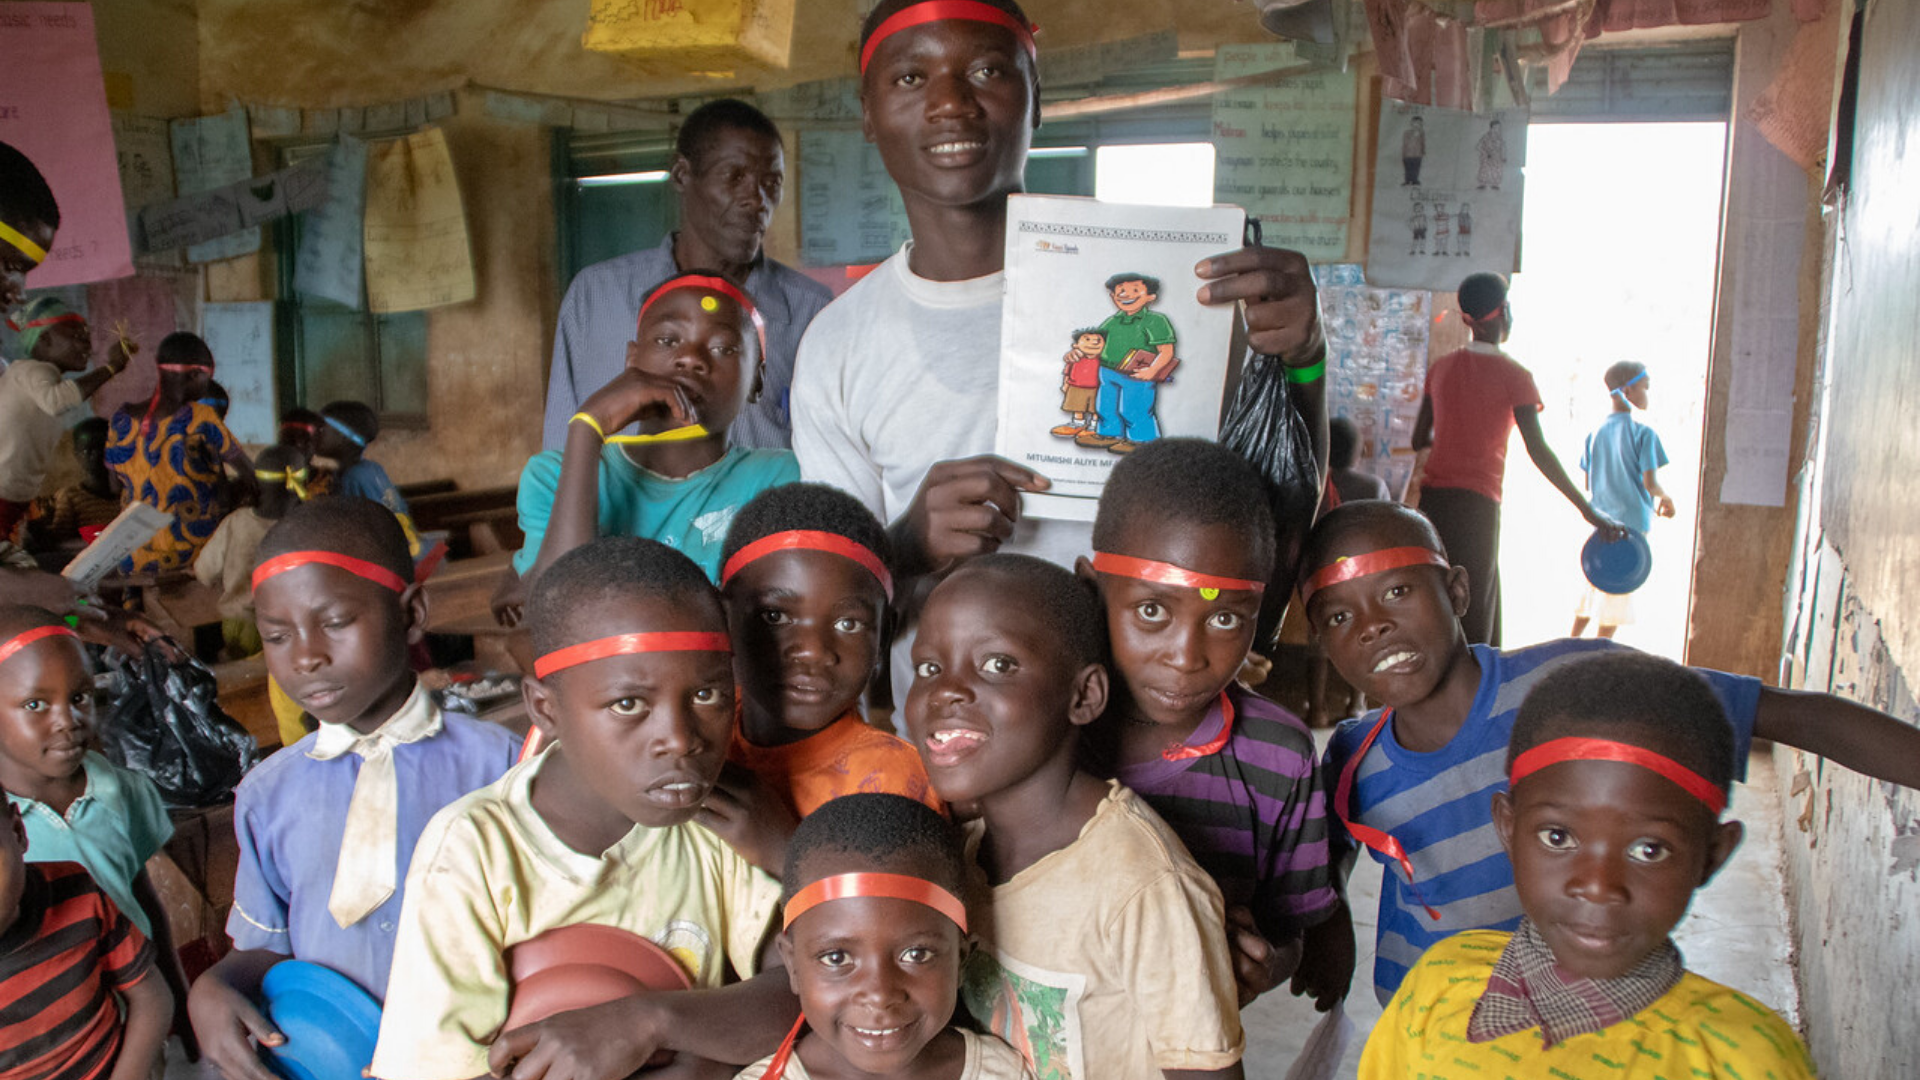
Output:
left=349, top=97, right=556, bottom=490
left=94, top=0, right=199, bottom=117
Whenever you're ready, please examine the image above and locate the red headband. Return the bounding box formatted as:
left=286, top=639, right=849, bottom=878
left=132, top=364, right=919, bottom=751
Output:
left=1511, top=737, right=1726, bottom=814
left=721, top=531, right=893, bottom=600
left=637, top=274, right=768, bottom=361
left=4, top=312, right=85, bottom=332
left=860, top=0, right=1037, bottom=73
left=0, top=626, right=80, bottom=669
left=251, top=551, right=410, bottom=595
left=532, top=632, right=732, bottom=680
left=1090, top=553, right=1265, bottom=599
left=1301, top=546, right=1451, bottom=602
left=784, top=872, right=969, bottom=932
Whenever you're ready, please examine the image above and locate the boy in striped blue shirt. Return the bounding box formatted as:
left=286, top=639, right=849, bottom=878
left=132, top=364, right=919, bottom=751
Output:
left=1304, top=501, right=1920, bottom=1003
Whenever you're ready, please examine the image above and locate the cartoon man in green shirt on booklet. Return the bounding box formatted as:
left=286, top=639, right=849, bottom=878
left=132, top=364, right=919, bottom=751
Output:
left=1076, top=273, right=1178, bottom=455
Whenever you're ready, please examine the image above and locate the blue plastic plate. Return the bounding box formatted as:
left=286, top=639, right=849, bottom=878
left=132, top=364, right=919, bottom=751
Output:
left=258, top=960, right=383, bottom=1080
left=1581, top=527, right=1653, bottom=595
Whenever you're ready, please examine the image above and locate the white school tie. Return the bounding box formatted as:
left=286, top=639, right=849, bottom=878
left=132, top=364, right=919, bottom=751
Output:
left=307, top=683, right=442, bottom=928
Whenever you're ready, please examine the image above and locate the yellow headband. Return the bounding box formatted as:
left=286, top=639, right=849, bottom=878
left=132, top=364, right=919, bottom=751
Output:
left=255, top=467, right=310, bottom=500
left=0, top=220, right=48, bottom=266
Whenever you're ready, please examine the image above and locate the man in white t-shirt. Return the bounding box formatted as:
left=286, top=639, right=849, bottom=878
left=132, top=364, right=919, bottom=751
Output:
left=792, top=0, right=1328, bottom=699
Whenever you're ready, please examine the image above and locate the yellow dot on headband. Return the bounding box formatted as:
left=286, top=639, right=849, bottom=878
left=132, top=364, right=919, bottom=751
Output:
left=700, top=295, right=719, bottom=312
left=1200, top=587, right=1221, bottom=601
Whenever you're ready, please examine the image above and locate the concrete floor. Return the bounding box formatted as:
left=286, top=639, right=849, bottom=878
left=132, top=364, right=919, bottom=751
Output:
left=1240, top=746, right=1801, bottom=1078
left=165, top=751, right=1798, bottom=1080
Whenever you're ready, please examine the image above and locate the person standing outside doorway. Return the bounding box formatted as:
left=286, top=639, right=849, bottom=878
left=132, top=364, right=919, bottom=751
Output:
left=540, top=99, right=831, bottom=451
left=1407, top=272, right=1622, bottom=644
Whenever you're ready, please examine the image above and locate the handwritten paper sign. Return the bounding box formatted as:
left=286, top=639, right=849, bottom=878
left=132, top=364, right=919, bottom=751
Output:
left=140, top=158, right=329, bottom=254
left=798, top=130, right=912, bottom=267
left=111, top=112, right=178, bottom=268
left=294, top=135, right=368, bottom=308
left=170, top=105, right=260, bottom=264
left=1211, top=46, right=1356, bottom=262
left=362, top=127, right=476, bottom=313
left=0, top=3, right=135, bottom=288
left=200, top=301, right=276, bottom=444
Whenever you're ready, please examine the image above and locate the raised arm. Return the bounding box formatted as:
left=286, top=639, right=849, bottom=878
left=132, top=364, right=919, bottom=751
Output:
left=1754, top=686, right=1920, bottom=791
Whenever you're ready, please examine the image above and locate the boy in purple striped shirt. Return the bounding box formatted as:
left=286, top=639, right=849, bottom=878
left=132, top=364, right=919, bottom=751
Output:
left=1079, top=439, right=1348, bottom=1008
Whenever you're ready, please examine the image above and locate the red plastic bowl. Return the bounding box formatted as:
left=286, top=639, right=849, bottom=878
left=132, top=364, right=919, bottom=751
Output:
left=503, top=925, right=692, bottom=1031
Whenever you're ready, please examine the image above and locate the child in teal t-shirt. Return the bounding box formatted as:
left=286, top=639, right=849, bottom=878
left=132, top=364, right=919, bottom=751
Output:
left=514, top=272, right=797, bottom=583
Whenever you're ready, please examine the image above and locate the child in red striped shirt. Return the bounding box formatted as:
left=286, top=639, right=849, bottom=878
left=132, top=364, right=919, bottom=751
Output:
left=0, top=796, right=170, bottom=1080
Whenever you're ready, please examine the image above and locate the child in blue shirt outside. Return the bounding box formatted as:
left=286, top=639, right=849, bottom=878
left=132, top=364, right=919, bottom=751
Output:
left=1304, top=500, right=1920, bottom=1005
left=185, top=498, right=519, bottom=1080
left=1572, top=361, right=1676, bottom=639
left=316, top=400, right=421, bottom=555
left=514, top=272, right=798, bottom=586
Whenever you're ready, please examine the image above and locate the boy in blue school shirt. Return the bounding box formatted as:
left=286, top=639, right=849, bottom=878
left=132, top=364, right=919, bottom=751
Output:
left=513, top=273, right=797, bottom=587
left=1571, top=361, right=1677, bottom=638
left=186, top=498, right=518, bottom=1080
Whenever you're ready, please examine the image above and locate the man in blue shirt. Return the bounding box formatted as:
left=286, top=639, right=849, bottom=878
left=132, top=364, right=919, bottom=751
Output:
left=541, top=99, right=831, bottom=452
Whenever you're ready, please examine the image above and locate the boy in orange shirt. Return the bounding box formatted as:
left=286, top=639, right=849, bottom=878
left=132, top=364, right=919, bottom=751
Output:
left=708, top=483, right=939, bottom=873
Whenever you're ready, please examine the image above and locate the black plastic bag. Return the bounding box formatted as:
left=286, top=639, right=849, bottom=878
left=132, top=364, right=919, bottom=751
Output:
left=1219, top=350, right=1324, bottom=654
left=97, top=643, right=260, bottom=808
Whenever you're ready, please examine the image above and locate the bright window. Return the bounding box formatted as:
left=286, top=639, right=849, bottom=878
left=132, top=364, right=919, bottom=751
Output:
left=1094, top=142, right=1217, bottom=207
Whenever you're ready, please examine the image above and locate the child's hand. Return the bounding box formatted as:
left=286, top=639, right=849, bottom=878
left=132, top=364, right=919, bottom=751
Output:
left=1195, top=246, right=1320, bottom=363
left=489, top=998, right=667, bottom=1080
left=580, top=362, right=697, bottom=436
left=1656, top=494, right=1676, bottom=518
left=1226, top=905, right=1301, bottom=1007
left=695, top=763, right=799, bottom=875
left=1585, top=510, right=1628, bottom=542
left=187, top=976, right=285, bottom=1080
left=1290, top=899, right=1356, bottom=1013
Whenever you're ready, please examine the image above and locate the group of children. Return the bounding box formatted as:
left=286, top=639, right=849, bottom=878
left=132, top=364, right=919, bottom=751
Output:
left=11, top=249, right=1920, bottom=1080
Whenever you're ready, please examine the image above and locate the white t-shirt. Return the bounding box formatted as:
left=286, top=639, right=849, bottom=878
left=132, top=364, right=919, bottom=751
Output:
left=790, top=245, right=1092, bottom=704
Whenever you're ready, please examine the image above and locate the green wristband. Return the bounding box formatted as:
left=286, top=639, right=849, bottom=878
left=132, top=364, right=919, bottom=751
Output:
left=1283, top=357, right=1326, bottom=384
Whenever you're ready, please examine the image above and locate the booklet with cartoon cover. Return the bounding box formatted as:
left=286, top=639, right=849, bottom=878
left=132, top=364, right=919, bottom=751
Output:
left=996, top=194, right=1246, bottom=521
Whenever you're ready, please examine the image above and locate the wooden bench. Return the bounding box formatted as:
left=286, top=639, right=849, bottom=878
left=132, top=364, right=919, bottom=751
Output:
left=212, top=654, right=280, bottom=752
left=409, top=486, right=521, bottom=560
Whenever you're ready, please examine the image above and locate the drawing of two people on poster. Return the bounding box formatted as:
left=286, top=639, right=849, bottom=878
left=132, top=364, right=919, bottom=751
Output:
left=1053, top=272, right=1178, bottom=456
left=1367, top=103, right=1526, bottom=290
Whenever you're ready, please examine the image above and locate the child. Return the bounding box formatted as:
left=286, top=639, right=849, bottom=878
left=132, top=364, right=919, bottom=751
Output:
left=27, top=417, right=122, bottom=549
left=738, top=792, right=1034, bottom=1080
left=906, top=554, right=1245, bottom=1080
left=1, top=141, right=57, bottom=317
left=316, top=400, right=418, bottom=553
left=709, top=483, right=938, bottom=871
left=1572, top=361, right=1676, bottom=639
left=1360, top=651, right=1815, bottom=1077
left=194, top=444, right=308, bottom=660
left=371, top=536, right=796, bottom=1080
left=1051, top=328, right=1104, bottom=439
left=1079, top=439, right=1345, bottom=1009
left=278, top=408, right=333, bottom=496
left=517, top=272, right=798, bottom=585
left=1304, top=500, right=1920, bottom=1005
left=0, top=298, right=129, bottom=540
left=1077, top=273, right=1175, bottom=454
left=0, top=796, right=171, bottom=1080
left=187, top=498, right=520, bottom=1080
left=0, top=604, right=189, bottom=1020
left=1325, top=416, right=1390, bottom=507
left=1408, top=272, right=1620, bottom=644
left=106, top=332, right=254, bottom=574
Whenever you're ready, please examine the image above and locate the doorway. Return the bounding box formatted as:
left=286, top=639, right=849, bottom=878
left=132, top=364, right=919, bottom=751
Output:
left=1498, top=121, right=1728, bottom=660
